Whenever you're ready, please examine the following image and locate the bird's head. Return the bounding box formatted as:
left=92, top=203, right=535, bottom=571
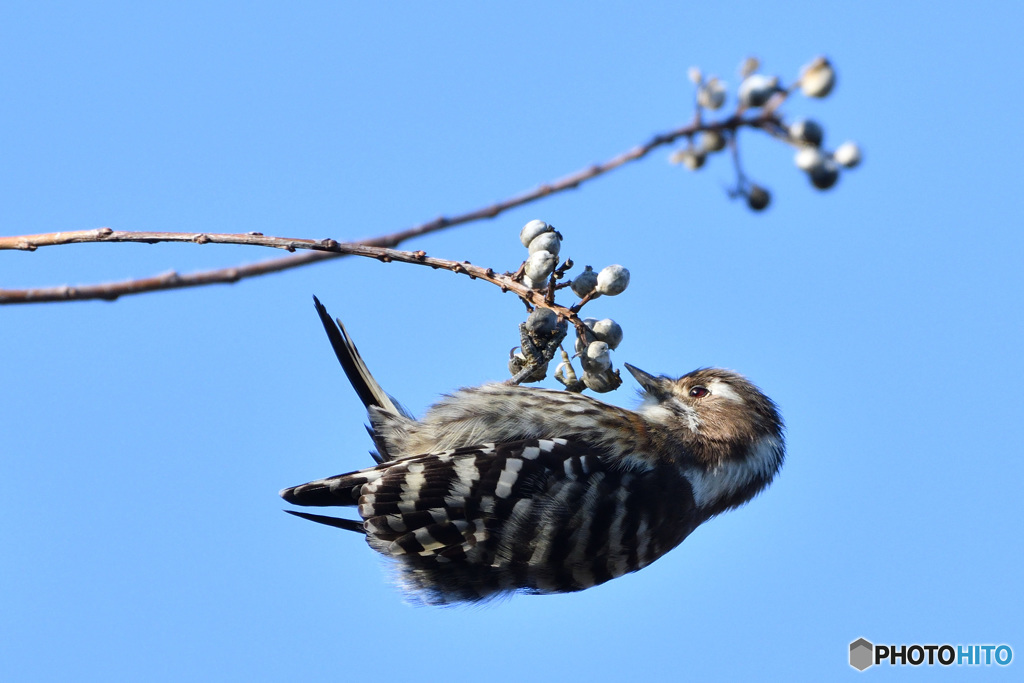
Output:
left=626, top=365, right=782, bottom=444
left=625, top=364, right=785, bottom=514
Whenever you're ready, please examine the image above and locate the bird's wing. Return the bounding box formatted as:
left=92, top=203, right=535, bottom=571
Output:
left=280, top=437, right=695, bottom=603
left=279, top=437, right=607, bottom=530
left=282, top=436, right=595, bottom=501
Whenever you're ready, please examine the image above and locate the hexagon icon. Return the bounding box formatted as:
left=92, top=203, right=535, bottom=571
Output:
left=849, top=638, right=874, bottom=671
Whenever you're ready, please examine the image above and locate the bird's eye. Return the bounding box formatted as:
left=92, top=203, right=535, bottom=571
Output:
left=689, top=386, right=709, bottom=398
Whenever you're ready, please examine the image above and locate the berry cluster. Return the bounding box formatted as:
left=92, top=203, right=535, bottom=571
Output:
left=671, top=56, right=862, bottom=211
left=510, top=220, right=629, bottom=393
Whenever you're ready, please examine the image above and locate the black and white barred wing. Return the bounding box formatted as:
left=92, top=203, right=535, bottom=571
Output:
left=281, top=437, right=697, bottom=604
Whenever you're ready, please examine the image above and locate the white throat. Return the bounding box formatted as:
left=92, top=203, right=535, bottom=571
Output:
left=685, top=434, right=783, bottom=509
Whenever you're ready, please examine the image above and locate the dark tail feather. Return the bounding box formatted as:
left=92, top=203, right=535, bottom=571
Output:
left=312, top=295, right=406, bottom=417
left=279, top=478, right=358, bottom=507
left=284, top=510, right=366, bottom=534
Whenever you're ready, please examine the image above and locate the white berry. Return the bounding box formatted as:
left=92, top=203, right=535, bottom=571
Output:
left=800, top=56, right=835, bottom=98
left=528, top=231, right=561, bottom=257
left=833, top=141, right=862, bottom=168
left=519, top=220, right=553, bottom=248
left=795, top=146, right=827, bottom=172
left=699, top=130, right=727, bottom=153
left=596, top=265, right=630, bottom=296
left=670, top=148, right=706, bottom=170
left=682, top=149, right=706, bottom=170
left=697, top=77, right=726, bottom=110
left=738, top=74, right=779, bottom=108
left=584, top=341, right=612, bottom=372
left=524, top=250, right=557, bottom=286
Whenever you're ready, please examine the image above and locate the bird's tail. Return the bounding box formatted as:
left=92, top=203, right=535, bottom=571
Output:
left=313, top=296, right=415, bottom=462
left=284, top=510, right=366, bottom=533
left=313, top=295, right=408, bottom=418
left=280, top=465, right=389, bottom=534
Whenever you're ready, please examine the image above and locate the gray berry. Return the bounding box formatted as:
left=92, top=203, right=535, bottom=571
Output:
left=571, top=266, right=599, bottom=298
left=575, top=318, right=598, bottom=355
left=789, top=119, right=824, bottom=147
left=583, top=369, right=619, bottom=393
left=591, top=318, right=623, bottom=350
left=526, top=308, right=559, bottom=335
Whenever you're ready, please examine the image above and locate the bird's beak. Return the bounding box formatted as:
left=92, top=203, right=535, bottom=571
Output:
left=624, top=364, right=665, bottom=397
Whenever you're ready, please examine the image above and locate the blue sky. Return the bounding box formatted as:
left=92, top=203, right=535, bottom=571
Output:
left=2, top=2, right=1022, bottom=680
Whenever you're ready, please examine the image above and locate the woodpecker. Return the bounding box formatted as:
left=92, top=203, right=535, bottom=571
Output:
left=281, top=297, right=785, bottom=604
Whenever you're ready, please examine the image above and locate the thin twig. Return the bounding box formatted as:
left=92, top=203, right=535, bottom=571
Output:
left=0, top=111, right=783, bottom=305
left=729, top=130, right=748, bottom=190
left=0, top=234, right=580, bottom=321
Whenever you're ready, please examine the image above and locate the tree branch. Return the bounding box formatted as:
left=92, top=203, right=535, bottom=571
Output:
left=0, top=112, right=782, bottom=305
left=2, top=234, right=590, bottom=331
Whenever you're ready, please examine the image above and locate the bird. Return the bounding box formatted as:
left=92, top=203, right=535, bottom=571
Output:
left=280, top=297, right=785, bottom=605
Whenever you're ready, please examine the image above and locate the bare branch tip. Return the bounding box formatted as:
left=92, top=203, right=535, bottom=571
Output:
left=7, top=98, right=830, bottom=305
